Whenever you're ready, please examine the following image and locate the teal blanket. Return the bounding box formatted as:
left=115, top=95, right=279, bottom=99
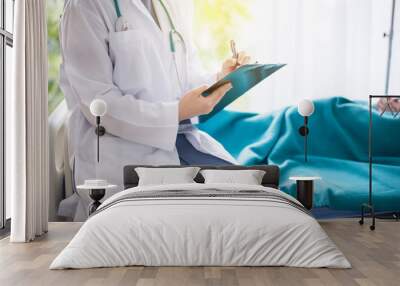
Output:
left=198, top=97, right=400, bottom=211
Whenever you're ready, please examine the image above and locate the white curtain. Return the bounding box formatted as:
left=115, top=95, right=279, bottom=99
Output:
left=230, top=0, right=397, bottom=113
left=9, top=0, right=49, bottom=242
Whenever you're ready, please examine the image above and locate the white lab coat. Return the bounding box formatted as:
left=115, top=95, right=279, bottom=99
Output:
left=60, top=0, right=236, bottom=201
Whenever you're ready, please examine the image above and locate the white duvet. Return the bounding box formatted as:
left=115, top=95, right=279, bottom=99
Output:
left=50, top=183, right=350, bottom=269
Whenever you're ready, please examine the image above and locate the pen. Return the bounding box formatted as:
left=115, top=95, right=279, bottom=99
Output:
left=230, top=40, right=239, bottom=64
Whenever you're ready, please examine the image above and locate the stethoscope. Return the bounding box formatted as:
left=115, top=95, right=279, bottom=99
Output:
left=113, top=0, right=187, bottom=91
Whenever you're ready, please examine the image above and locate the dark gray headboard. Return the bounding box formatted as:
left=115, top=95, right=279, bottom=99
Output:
left=123, top=165, right=280, bottom=189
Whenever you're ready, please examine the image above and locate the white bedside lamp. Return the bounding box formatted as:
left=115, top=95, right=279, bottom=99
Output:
left=90, top=99, right=107, bottom=162
left=76, top=99, right=115, bottom=215
left=298, top=99, right=315, bottom=117
left=297, top=99, right=315, bottom=162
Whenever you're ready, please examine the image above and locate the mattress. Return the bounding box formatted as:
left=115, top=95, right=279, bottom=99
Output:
left=50, top=183, right=350, bottom=269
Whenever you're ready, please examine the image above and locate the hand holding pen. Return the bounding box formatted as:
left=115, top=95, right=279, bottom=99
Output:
left=218, top=40, right=251, bottom=80
left=230, top=40, right=239, bottom=64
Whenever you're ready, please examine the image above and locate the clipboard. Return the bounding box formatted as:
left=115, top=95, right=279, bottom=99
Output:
left=202, top=79, right=232, bottom=96
left=199, top=63, right=286, bottom=122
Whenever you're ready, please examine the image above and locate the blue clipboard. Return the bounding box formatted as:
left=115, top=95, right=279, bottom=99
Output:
left=200, top=63, right=286, bottom=122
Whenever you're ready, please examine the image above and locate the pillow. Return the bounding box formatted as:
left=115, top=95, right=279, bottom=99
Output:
left=200, top=169, right=266, bottom=185
left=135, top=167, right=200, bottom=186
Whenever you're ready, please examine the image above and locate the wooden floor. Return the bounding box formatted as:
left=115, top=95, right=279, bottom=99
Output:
left=0, top=220, right=399, bottom=286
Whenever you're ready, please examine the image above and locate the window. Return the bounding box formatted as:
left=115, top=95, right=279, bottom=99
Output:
left=193, top=0, right=253, bottom=71
left=1, top=0, right=14, bottom=229
left=48, top=0, right=64, bottom=114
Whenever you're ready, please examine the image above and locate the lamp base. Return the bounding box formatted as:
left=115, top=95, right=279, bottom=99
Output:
left=95, top=126, right=106, bottom=136
left=298, top=126, right=309, bottom=136
left=88, top=188, right=106, bottom=215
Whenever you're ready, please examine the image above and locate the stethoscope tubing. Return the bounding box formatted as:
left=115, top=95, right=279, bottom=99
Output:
left=113, top=0, right=122, bottom=18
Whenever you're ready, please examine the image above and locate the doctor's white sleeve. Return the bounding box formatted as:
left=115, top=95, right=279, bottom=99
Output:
left=60, top=1, right=179, bottom=151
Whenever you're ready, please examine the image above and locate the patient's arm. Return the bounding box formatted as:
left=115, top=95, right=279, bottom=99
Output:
left=377, top=98, right=400, bottom=114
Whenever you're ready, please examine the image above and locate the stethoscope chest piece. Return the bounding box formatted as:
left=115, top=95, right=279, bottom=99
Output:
left=115, top=16, right=130, bottom=32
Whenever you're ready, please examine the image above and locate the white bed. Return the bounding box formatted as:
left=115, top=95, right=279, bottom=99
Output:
left=50, top=183, right=350, bottom=269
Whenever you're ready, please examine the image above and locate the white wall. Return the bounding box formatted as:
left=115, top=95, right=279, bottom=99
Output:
left=389, top=0, right=400, bottom=94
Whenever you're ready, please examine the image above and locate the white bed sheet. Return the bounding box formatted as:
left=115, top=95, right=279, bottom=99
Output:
left=50, top=183, right=350, bottom=269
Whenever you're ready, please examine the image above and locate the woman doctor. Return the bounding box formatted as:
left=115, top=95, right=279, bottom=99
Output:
left=59, top=0, right=250, bottom=206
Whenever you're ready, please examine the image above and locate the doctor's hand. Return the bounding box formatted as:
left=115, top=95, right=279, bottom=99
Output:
left=178, top=83, right=233, bottom=122
left=218, top=51, right=251, bottom=80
